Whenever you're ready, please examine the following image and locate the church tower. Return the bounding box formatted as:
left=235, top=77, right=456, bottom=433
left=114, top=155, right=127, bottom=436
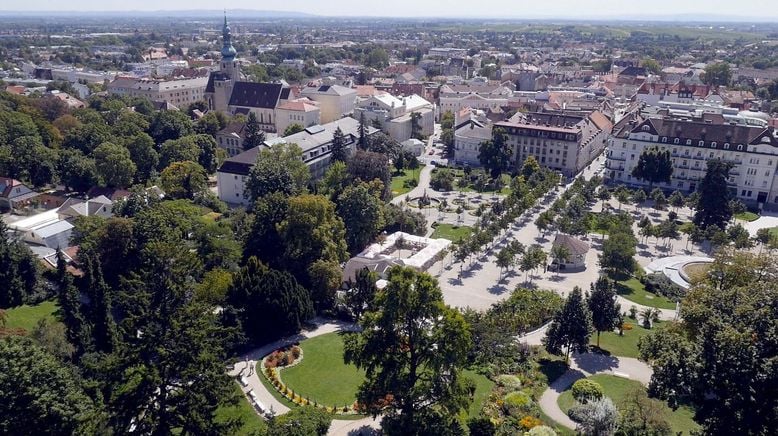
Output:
left=220, top=13, right=240, bottom=82
left=206, top=12, right=240, bottom=112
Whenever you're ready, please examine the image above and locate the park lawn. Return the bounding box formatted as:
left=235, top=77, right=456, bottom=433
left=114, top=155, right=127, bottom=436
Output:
left=281, top=333, right=364, bottom=407
left=591, top=321, right=665, bottom=359
left=2, top=300, right=59, bottom=332
left=462, top=369, right=495, bottom=419
left=215, top=382, right=268, bottom=435
left=615, top=278, right=676, bottom=310
left=558, top=374, right=700, bottom=435
left=734, top=211, right=759, bottom=222
left=431, top=224, right=473, bottom=241
left=390, top=165, right=423, bottom=197
left=770, top=227, right=778, bottom=238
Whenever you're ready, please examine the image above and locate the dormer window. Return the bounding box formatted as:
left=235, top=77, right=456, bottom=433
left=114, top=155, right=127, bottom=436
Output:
left=724, top=143, right=730, bottom=149
left=674, top=138, right=680, bottom=144
left=698, top=141, right=704, bottom=147
left=661, top=137, right=667, bottom=143
left=686, top=140, right=692, bottom=145
left=711, top=142, right=717, bottom=148
left=737, top=144, right=743, bottom=151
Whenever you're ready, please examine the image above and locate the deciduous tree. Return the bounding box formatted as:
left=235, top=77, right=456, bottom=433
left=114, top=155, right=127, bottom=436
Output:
left=631, top=147, right=672, bottom=191
left=344, top=266, right=472, bottom=435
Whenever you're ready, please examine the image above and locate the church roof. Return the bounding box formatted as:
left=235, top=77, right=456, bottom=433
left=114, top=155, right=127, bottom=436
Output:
left=228, top=82, right=284, bottom=109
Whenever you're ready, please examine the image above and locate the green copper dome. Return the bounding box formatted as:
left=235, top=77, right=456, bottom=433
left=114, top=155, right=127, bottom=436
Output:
left=221, top=14, right=236, bottom=60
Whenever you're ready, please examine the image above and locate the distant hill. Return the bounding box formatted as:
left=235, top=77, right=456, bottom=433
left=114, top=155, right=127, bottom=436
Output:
left=0, top=9, right=318, bottom=19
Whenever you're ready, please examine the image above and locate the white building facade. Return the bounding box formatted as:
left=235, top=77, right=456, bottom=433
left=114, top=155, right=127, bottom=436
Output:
left=606, top=117, right=778, bottom=208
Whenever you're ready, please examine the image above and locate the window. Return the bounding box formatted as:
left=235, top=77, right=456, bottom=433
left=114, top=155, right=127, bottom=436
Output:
left=686, top=139, right=692, bottom=145
left=737, top=144, right=743, bottom=151
left=712, top=142, right=717, bottom=148
left=642, top=125, right=650, bottom=131
left=662, top=137, right=667, bottom=143
left=699, top=141, right=704, bottom=147
left=674, top=138, right=680, bottom=144
left=724, top=143, right=730, bottom=149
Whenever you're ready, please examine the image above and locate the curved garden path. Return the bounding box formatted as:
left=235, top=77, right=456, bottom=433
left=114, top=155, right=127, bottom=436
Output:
left=536, top=353, right=653, bottom=430
left=226, top=318, right=381, bottom=435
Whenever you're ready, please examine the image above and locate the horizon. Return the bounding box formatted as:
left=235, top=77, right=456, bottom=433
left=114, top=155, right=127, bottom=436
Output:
left=0, top=0, right=776, bottom=21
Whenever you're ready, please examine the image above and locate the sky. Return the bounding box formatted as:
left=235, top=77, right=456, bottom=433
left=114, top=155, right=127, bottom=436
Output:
left=0, top=0, right=776, bottom=20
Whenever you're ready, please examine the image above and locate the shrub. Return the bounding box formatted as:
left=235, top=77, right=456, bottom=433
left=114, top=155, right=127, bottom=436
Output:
left=568, top=397, right=619, bottom=435
left=519, top=415, right=543, bottom=430
left=629, top=305, right=638, bottom=319
left=641, top=272, right=684, bottom=300
left=571, top=379, right=604, bottom=403
left=527, top=425, right=557, bottom=436
left=502, top=391, right=533, bottom=416
left=467, top=416, right=496, bottom=436
left=622, top=323, right=633, bottom=331
left=495, top=374, right=523, bottom=390
left=402, top=178, right=418, bottom=189
left=291, top=345, right=301, bottom=359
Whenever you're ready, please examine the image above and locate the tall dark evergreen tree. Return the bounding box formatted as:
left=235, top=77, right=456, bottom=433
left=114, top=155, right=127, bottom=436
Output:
left=543, top=286, right=592, bottom=362
left=55, top=249, right=90, bottom=354
left=694, top=158, right=733, bottom=230
left=0, top=219, right=39, bottom=308
left=78, top=248, right=116, bottom=354
left=331, top=126, right=348, bottom=162
left=631, top=146, right=673, bottom=191
left=358, top=112, right=368, bottom=149
left=587, top=276, right=621, bottom=347
left=227, top=256, right=314, bottom=343
left=107, top=243, right=240, bottom=435
left=243, top=112, right=265, bottom=151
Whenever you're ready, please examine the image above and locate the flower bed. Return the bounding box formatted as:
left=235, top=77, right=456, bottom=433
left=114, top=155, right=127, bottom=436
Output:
left=261, top=345, right=361, bottom=415
left=263, top=345, right=302, bottom=369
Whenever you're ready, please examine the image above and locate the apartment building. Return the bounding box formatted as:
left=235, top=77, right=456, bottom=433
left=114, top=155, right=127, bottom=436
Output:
left=355, top=93, right=434, bottom=142
left=108, top=76, right=207, bottom=108
left=495, top=111, right=612, bottom=177
left=299, top=84, right=357, bottom=124
left=606, top=115, right=778, bottom=208
left=216, top=117, right=378, bottom=205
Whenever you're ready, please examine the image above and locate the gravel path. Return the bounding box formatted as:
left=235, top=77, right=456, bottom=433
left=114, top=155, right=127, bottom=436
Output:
left=538, top=353, right=653, bottom=430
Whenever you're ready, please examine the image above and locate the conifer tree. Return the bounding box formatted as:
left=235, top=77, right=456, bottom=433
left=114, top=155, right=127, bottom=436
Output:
left=543, top=286, right=592, bottom=362
left=587, top=276, right=621, bottom=347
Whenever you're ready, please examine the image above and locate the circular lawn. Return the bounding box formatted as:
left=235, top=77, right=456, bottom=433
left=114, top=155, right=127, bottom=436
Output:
left=280, top=332, right=364, bottom=407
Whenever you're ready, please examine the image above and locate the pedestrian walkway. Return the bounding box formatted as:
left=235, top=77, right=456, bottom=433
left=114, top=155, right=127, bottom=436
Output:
left=538, top=353, right=653, bottom=430
left=225, top=319, right=379, bottom=435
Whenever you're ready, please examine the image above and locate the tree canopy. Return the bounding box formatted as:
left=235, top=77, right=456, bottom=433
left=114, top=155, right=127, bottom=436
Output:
left=344, top=266, right=472, bottom=435
left=638, top=250, right=778, bottom=434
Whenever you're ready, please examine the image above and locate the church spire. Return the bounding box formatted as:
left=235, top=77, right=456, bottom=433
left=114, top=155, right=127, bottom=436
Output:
left=221, top=11, right=237, bottom=61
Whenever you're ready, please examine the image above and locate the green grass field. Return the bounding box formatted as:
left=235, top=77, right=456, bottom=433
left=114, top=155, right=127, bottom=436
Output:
left=281, top=333, right=364, bottom=407
left=615, top=278, right=676, bottom=310
left=215, top=382, right=268, bottom=435
left=431, top=224, right=473, bottom=241
left=2, top=300, right=59, bottom=332
left=558, top=374, right=699, bottom=435
left=735, top=211, right=759, bottom=222
left=462, top=369, right=495, bottom=419
left=592, top=321, right=665, bottom=359
left=390, top=166, right=423, bottom=197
